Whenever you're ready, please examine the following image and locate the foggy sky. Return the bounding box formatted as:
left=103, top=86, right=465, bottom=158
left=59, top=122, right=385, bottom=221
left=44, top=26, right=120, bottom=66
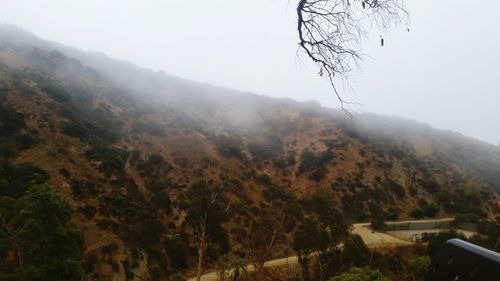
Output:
left=1, top=0, right=499, bottom=145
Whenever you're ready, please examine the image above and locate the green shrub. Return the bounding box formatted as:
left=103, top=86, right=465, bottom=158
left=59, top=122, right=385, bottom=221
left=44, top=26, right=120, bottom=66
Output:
left=136, top=153, right=172, bottom=177
left=41, top=81, right=72, bottom=102
left=0, top=161, right=49, bottom=198
left=133, top=121, right=165, bottom=136
left=421, top=204, right=440, bottom=218
left=420, top=179, right=441, bottom=194
left=455, top=213, right=481, bottom=223
left=164, top=235, right=189, bottom=269
left=342, top=235, right=370, bottom=267
left=59, top=103, right=124, bottom=143
left=213, top=135, right=243, bottom=159
left=408, top=256, right=431, bottom=280
left=85, top=143, right=128, bottom=176
left=255, top=172, right=272, bottom=185
left=169, top=273, right=186, bottom=281
left=0, top=103, right=38, bottom=158
left=0, top=103, right=26, bottom=134
left=410, top=208, right=425, bottom=219
left=385, top=179, right=406, bottom=199
left=61, top=122, right=88, bottom=138
left=385, top=208, right=400, bottom=221
left=298, top=149, right=334, bottom=175
left=370, top=217, right=386, bottom=230
left=263, top=184, right=293, bottom=202
left=309, top=167, right=327, bottom=182
left=151, top=189, right=172, bottom=213
left=330, top=267, right=390, bottom=281
left=287, top=151, right=296, bottom=166
left=248, top=140, right=283, bottom=161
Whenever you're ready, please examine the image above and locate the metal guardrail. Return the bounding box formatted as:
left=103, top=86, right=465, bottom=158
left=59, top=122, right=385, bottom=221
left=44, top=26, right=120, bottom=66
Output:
left=424, top=239, right=500, bottom=281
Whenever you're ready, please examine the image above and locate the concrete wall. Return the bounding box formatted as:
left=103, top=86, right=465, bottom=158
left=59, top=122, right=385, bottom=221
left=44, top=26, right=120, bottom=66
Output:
left=384, top=219, right=456, bottom=231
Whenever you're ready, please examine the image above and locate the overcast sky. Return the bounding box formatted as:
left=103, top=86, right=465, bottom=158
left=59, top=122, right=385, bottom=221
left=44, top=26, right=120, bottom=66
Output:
left=1, top=0, right=499, bottom=145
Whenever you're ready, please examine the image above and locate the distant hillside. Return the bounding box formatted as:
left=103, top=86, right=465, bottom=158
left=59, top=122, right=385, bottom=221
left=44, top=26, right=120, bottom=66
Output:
left=0, top=25, right=499, bottom=280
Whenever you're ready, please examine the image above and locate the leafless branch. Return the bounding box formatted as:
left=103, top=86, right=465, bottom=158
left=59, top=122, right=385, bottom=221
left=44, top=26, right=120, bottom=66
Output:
left=296, top=0, right=408, bottom=112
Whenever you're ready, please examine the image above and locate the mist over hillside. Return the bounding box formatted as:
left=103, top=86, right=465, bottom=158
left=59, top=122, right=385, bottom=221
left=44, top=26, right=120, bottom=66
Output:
left=0, top=24, right=499, bottom=280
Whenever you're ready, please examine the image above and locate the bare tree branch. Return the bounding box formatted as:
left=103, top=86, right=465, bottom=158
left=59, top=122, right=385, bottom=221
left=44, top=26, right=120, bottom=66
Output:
left=296, top=0, right=408, bottom=112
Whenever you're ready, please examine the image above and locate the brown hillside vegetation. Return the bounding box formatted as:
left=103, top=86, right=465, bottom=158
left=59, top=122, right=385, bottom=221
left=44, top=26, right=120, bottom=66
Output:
left=0, top=25, right=499, bottom=280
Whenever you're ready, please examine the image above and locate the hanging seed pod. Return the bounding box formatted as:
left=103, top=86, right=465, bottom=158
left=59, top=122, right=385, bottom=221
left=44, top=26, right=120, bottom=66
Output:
left=362, top=1, right=366, bottom=9
left=381, top=37, right=384, bottom=47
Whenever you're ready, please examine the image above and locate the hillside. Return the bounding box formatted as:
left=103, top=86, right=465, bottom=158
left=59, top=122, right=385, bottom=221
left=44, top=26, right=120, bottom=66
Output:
left=0, top=25, right=499, bottom=280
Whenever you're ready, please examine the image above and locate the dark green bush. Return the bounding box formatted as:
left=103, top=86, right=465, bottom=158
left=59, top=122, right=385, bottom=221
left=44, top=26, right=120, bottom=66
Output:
left=298, top=149, right=334, bottom=175
left=385, top=179, right=406, bottom=199
left=151, top=189, right=172, bottom=213
left=133, top=121, right=165, bottom=136
left=263, top=184, right=293, bottom=202
left=248, top=140, right=283, bottom=161
left=370, top=217, right=386, bottom=230
left=59, top=103, right=124, bottom=143
left=213, top=135, right=243, bottom=159
left=0, top=103, right=26, bottom=134
left=421, top=204, right=440, bottom=218
left=309, top=167, right=327, bottom=182
left=0, top=161, right=49, bottom=198
left=41, top=81, right=72, bottom=102
left=420, top=179, right=441, bottom=194
left=409, top=208, right=425, bottom=219
left=136, top=153, right=172, bottom=177
left=455, top=213, right=481, bottom=223
left=85, top=143, right=128, bottom=176
left=255, top=172, right=272, bottom=185
left=164, top=235, right=189, bottom=269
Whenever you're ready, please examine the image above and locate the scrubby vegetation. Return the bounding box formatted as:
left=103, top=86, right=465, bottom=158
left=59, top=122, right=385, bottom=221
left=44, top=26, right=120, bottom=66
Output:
left=0, top=25, right=499, bottom=281
left=330, top=267, right=390, bottom=281
left=0, top=102, right=38, bottom=158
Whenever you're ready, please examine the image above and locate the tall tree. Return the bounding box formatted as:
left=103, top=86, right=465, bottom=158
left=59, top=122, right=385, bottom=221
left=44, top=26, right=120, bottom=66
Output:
left=294, top=191, right=353, bottom=280
left=0, top=184, right=83, bottom=281
left=182, top=181, right=229, bottom=281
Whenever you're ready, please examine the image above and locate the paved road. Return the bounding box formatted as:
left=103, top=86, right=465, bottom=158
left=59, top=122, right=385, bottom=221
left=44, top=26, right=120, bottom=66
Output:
left=187, top=218, right=456, bottom=281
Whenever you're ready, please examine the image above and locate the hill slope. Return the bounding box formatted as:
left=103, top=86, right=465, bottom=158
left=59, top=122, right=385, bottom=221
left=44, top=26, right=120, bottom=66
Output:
left=0, top=25, right=499, bottom=280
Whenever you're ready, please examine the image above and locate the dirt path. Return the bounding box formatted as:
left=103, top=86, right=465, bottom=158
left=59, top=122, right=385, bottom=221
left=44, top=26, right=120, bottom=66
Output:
left=186, top=222, right=416, bottom=281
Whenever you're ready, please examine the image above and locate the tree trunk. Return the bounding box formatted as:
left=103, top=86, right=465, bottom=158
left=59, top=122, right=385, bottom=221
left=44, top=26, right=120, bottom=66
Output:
left=232, top=270, right=239, bottom=281
left=196, top=226, right=206, bottom=281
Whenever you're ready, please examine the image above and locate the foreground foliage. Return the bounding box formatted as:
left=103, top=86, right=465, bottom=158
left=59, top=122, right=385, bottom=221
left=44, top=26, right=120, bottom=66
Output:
left=330, top=267, right=390, bottom=281
left=0, top=184, right=83, bottom=281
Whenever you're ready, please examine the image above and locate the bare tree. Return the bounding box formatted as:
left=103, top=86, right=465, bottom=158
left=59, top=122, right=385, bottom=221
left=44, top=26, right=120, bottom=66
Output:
left=246, top=218, right=282, bottom=281
left=296, top=0, right=408, bottom=109
left=0, top=213, right=24, bottom=269
left=191, top=209, right=209, bottom=281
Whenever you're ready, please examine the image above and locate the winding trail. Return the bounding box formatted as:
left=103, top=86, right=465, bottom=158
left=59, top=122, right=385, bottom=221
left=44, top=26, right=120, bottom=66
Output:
left=187, top=218, right=454, bottom=281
